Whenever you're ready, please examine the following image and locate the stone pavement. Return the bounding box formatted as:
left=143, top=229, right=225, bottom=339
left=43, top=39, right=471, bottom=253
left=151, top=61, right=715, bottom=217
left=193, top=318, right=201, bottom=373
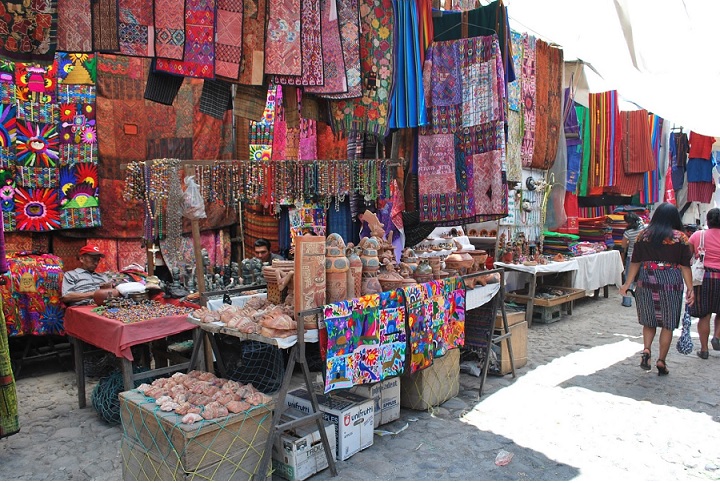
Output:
left=2, top=292, right=720, bottom=480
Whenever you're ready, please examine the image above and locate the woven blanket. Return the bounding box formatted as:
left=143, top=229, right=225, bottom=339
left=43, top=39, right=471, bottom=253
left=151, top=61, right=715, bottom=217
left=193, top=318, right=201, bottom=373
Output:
left=322, top=0, right=361, bottom=99
left=620, top=109, right=655, bottom=174
left=57, top=0, right=92, bottom=52
left=530, top=39, right=549, bottom=169
left=264, top=0, right=302, bottom=76
left=543, top=43, right=563, bottom=167
left=520, top=33, right=536, bottom=167
left=215, top=0, right=244, bottom=80
left=154, top=0, right=186, bottom=60
left=323, top=290, right=406, bottom=392
left=588, top=90, right=621, bottom=191
left=329, top=0, right=394, bottom=135
left=0, top=0, right=57, bottom=61
left=305, top=0, right=346, bottom=94
left=92, top=0, right=120, bottom=52
left=155, top=0, right=216, bottom=79
left=273, top=0, right=323, bottom=86
left=118, top=0, right=154, bottom=57
left=640, top=114, right=663, bottom=204
left=238, top=0, right=266, bottom=85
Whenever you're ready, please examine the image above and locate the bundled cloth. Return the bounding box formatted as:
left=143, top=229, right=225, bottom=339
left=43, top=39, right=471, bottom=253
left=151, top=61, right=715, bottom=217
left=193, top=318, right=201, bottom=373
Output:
left=578, top=216, right=614, bottom=247
left=542, top=231, right=579, bottom=256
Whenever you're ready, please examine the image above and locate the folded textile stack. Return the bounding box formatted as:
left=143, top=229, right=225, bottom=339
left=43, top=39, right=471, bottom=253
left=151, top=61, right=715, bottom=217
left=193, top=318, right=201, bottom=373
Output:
left=578, top=216, right=614, bottom=247
left=542, top=231, right=580, bottom=256
left=607, top=214, right=626, bottom=248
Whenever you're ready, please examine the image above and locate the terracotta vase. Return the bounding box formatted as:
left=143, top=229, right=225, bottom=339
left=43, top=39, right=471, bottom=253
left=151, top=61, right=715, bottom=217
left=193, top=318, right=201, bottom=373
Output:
left=359, top=237, right=380, bottom=277
left=361, top=273, right=383, bottom=295
left=346, top=245, right=363, bottom=299
left=414, top=259, right=434, bottom=284
left=468, top=250, right=488, bottom=272
left=325, top=233, right=349, bottom=303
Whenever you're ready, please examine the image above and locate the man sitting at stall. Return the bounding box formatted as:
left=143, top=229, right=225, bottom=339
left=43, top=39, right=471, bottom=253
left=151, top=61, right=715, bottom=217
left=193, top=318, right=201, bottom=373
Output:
left=61, top=245, right=115, bottom=306
left=253, top=238, right=284, bottom=264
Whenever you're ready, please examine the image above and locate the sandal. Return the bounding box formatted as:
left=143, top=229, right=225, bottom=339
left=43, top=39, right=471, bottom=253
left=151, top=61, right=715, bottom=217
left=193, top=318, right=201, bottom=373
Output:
left=697, top=350, right=709, bottom=360
left=640, top=349, right=651, bottom=370
left=656, top=359, right=669, bottom=376
left=711, top=337, right=720, bottom=351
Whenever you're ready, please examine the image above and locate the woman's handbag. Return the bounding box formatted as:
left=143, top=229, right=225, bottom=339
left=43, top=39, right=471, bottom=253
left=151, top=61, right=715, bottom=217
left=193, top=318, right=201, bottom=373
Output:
left=691, top=230, right=706, bottom=286
left=676, top=304, right=694, bottom=355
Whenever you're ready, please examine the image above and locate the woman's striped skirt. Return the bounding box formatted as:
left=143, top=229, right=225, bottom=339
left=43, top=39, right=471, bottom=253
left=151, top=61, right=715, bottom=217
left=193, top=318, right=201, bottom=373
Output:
left=635, top=262, right=684, bottom=330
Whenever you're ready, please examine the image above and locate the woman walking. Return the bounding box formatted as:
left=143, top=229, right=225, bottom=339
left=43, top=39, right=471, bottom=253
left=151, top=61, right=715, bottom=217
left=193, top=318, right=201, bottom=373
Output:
left=619, top=203, right=695, bottom=375
left=688, top=208, right=720, bottom=359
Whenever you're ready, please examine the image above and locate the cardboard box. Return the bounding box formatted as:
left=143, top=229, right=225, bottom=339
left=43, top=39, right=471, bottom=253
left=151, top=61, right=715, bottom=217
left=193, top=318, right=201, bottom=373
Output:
left=285, top=387, right=374, bottom=461
left=349, top=377, right=401, bottom=428
left=119, top=390, right=272, bottom=480
left=493, top=320, right=528, bottom=375
left=272, top=409, right=336, bottom=481
left=400, top=348, right=460, bottom=410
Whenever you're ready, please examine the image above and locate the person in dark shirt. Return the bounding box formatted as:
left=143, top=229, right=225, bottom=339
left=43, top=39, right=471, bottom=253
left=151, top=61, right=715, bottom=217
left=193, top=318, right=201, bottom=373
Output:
left=619, top=203, right=694, bottom=375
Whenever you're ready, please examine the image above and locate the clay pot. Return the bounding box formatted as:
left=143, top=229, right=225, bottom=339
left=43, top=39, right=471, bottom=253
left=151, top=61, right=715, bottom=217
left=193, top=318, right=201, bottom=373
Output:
left=468, top=250, right=488, bottom=272
left=444, top=252, right=474, bottom=272
left=361, top=274, right=383, bottom=295
left=346, top=245, right=363, bottom=299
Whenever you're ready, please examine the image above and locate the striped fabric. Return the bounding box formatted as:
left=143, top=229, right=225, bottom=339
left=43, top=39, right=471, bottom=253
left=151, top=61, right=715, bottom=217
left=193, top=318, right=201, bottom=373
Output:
left=686, top=181, right=715, bottom=203
left=635, top=262, right=684, bottom=330
left=620, top=109, right=655, bottom=173
left=587, top=90, right=621, bottom=193
left=690, top=267, right=720, bottom=318
left=639, top=114, right=664, bottom=204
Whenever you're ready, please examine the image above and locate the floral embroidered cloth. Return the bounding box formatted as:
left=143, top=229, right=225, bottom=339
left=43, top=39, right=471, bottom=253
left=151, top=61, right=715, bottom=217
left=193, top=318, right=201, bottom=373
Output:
left=323, top=290, right=406, bottom=392
left=403, top=278, right=465, bottom=374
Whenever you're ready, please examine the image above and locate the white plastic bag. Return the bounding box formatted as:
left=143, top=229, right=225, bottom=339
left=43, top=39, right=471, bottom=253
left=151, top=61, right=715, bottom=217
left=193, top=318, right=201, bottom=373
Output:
left=183, top=175, right=206, bottom=220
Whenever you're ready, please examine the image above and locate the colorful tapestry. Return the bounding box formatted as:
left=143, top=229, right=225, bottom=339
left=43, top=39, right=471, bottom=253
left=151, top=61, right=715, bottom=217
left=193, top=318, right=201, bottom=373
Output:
left=403, top=282, right=433, bottom=373
left=1, top=253, right=64, bottom=337
left=588, top=90, right=621, bottom=193
left=238, top=0, right=266, bottom=85
left=305, top=0, right=346, bottom=95
left=92, top=0, right=120, bottom=52
left=388, top=0, right=427, bottom=129
left=50, top=234, right=85, bottom=271
left=323, top=290, right=406, bottom=392
left=506, top=109, right=523, bottom=183
left=154, top=0, right=186, bottom=60
left=418, top=35, right=506, bottom=224
left=215, top=0, right=244, bottom=79
left=0, top=0, right=57, bottom=61
left=117, top=238, right=147, bottom=269
left=86, top=237, right=119, bottom=272
left=316, top=122, right=348, bottom=159
left=322, top=0, right=361, bottom=100
left=57, top=53, right=96, bottom=85
left=155, top=0, right=216, bottom=79
left=57, top=0, right=92, bottom=52
left=298, top=118, right=317, bottom=160
left=520, top=33, right=536, bottom=167
left=274, top=0, right=324, bottom=86
left=118, top=0, right=154, bottom=57
left=543, top=43, right=563, bottom=167
left=15, top=61, right=57, bottom=118
left=508, top=30, right=523, bottom=112
left=264, top=0, right=302, bottom=76
left=639, top=114, right=663, bottom=205
left=329, top=0, right=394, bottom=135
left=0, top=300, right=19, bottom=439
left=530, top=39, right=549, bottom=170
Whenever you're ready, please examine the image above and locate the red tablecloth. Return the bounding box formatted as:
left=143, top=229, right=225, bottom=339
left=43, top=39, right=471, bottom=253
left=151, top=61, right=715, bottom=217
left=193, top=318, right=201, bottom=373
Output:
left=64, top=306, right=196, bottom=361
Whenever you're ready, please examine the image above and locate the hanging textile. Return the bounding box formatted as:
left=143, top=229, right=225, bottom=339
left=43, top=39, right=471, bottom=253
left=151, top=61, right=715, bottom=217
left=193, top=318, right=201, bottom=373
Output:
left=418, top=34, right=507, bottom=224
left=329, top=0, right=394, bottom=136
left=238, top=0, right=267, bottom=85
left=403, top=277, right=465, bottom=374
left=669, top=131, right=689, bottom=191
left=305, top=0, right=347, bottom=95
left=504, top=30, right=524, bottom=184
left=614, top=108, right=654, bottom=196
left=118, top=0, right=154, bottom=57
left=688, top=131, right=715, bottom=160
left=321, top=0, right=361, bottom=99
left=520, top=33, right=536, bottom=167
left=57, top=0, right=93, bottom=52
left=577, top=104, right=591, bottom=196
left=272, top=0, right=324, bottom=86
left=92, top=0, right=121, bottom=52
left=587, top=90, right=621, bottom=193
left=0, top=300, right=18, bottom=440
left=687, top=182, right=715, bottom=203
left=154, top=0, right=186, bottom=60
left=564, top=90, right=581, bottom=193
left=639, top=113, right=663, bottom=205
left=155, top=0, right=216, bottom=79
left=214, top=0, right=244, bottom=80
left=323, top=290, right=407, bottom=392
left=529, top=40, right=563, bottom=170
left=0, top=0, right=57, bottom=61
left=416, top=0, right=433, bottom=66
left=388, top=0, right=428, bottom=129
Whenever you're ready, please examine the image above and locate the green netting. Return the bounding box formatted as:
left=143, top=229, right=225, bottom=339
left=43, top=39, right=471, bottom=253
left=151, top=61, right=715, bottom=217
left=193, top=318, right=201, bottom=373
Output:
left=119, top=388, right=273, bottom=480
left=215, top=337, right=285, bottom=394
left=91, top=368, right=152, bottom=425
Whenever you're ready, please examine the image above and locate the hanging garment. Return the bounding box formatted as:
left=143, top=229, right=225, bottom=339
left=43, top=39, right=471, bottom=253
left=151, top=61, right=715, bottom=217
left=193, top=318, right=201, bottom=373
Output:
left=669, top=131, right=689, bottom=191
left=238, top=0, right=267, bottom=85
left=587, top=90, right=622, bottom=193
left=520, top=33, right=536, bottom=167
left=272, top=0, right=324, bottom=86
left=688, top=131, right=715, bottom=160
left=639, top=114, right=664, bottom=205
left=214, top=0, right=244, bottom=79
left=321, top=0, right=362, bottom=100
left=529, top=40, right=563, bottom=169
left=687, top=181, right=715, bottom=203
left=0, top=301, right=18, bottom=439
left=305, top=0, right=348, bottom=95
left=389, top=0, right=428, bottom=129
left=504, top=30, right=524, bottom=184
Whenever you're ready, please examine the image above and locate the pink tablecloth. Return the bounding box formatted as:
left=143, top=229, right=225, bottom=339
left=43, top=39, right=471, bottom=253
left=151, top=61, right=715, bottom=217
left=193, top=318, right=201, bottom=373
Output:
left=64, top=306, right=196, bottom=361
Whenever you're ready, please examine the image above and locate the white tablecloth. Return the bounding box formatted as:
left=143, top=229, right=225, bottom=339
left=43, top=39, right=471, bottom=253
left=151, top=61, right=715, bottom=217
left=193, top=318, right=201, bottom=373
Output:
left=466, top=282, right=501, bottom=310
left=572, top=250, right=624, bottom=293
left=494, top=259, right=579, bottom=274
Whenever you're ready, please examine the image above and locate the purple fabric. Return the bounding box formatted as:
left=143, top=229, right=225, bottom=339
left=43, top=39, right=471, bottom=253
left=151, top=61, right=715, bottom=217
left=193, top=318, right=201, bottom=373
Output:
left=564, top=88, right=581, bottom=147
left=359, top=202, right=403, bottom=262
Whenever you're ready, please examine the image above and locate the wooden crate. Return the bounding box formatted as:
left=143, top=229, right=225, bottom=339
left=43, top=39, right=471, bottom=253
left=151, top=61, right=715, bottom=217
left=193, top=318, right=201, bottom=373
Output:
left=119, top=390, right=272, bottom=480
left=121, top=436, right=271, bottom=481
left=400, top=349, right=460, bottom=410
left=494, top=309, right=526, bottom=329
left=492, top=320, right=528, bottom=375
left=505, top=286, right=585, bottom=307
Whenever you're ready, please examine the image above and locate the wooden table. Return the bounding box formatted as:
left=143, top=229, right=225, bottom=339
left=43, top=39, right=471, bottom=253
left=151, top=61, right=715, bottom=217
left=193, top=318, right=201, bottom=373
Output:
left=64, top=306, right=202, bottom=408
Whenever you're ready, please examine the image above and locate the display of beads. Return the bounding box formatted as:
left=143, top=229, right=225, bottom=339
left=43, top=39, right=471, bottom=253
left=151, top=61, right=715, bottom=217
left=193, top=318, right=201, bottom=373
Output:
left=93, top=299, right=193, bottom=324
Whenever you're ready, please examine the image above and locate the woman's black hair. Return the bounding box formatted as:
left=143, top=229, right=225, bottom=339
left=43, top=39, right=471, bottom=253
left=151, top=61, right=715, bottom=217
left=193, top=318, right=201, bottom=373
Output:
left=624, top=212, right=641, bottom=230
left=707, top=208, right=720, bottom=229
left=644, top=202, right=684, bottom=246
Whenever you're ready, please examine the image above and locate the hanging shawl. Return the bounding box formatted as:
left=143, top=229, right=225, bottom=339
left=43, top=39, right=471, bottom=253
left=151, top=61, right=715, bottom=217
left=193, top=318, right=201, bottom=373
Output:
left=639, top=114, right=664, bottom=204
left=587, top=90, right=621, bottom=194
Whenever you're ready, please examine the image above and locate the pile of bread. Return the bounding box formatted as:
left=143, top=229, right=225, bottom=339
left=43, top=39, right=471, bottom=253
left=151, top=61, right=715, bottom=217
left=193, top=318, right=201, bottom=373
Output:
left=137, top=370, right=273, bottom=425
left=191, top=297, right=298, bottom=339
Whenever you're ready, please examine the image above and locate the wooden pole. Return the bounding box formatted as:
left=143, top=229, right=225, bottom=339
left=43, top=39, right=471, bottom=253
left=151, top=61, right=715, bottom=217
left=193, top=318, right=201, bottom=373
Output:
left=191, top=218, right=213, bottom=373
